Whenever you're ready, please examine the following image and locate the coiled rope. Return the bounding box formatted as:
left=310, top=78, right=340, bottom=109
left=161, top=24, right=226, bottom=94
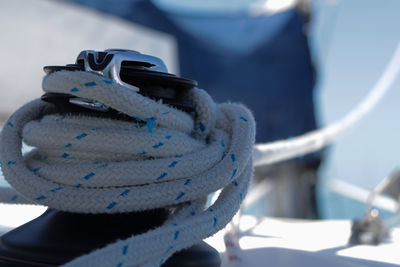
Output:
left=1, top=42, right=400, bottom=266
left=0, top=70, right=255, bottom=266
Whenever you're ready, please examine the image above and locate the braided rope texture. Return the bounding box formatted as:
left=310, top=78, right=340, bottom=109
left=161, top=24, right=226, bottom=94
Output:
left=0, top=71, right=255, bottom=266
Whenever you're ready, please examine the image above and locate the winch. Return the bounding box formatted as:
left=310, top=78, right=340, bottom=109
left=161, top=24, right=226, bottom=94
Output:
left=0, top=49, right=221, bottom=267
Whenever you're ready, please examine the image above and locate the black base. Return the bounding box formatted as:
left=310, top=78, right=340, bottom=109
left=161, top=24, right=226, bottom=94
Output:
left=0, top=209, right=220, bottom=267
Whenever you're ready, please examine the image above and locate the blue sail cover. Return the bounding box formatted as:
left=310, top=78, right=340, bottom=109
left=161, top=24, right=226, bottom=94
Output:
left=65, top=0, right=319, bottom=162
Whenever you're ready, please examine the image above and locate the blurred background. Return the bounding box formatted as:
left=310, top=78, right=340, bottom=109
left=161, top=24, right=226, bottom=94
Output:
left=0, top=0, right=399, bottom=221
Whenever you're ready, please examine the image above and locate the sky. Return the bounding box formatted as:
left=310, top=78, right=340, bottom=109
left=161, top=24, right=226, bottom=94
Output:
left=311, top=0, right=400, bottom=218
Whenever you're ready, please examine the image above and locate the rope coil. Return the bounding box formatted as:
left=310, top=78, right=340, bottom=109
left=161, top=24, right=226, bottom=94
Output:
left=0, top=70, right=255, bottom=266
left=2, top=42, right=400, bottom=267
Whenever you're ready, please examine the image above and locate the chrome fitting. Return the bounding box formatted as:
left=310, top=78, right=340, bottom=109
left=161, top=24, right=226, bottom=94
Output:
left=76, top=49, right=168, bottom=92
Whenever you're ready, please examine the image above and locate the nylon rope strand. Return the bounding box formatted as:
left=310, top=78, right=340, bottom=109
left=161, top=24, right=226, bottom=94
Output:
left=0, top=70, right=255, bottom=266
left=253, top=42, right=400, bottom=166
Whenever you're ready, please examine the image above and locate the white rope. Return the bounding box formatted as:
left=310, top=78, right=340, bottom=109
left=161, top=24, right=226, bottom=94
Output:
left=0, top=70, right=255, bottom=266
left=253, top=42, right=400, bottom=166
left=1, top=42, right=399, bottom=266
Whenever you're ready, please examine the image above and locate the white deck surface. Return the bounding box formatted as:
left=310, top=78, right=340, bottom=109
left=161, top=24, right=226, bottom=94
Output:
left=1, top=205, right=399, bottom=267
left=207, top=215, right=400, bottom=266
